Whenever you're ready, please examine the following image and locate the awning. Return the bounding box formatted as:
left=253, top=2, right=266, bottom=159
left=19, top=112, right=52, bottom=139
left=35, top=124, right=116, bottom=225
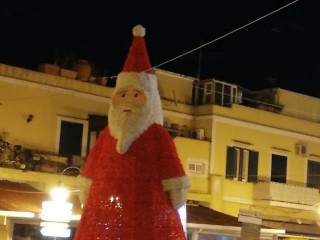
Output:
left=0, top=180, right=82, bottom=215
left=187, top=204, right=241, bottom=226
left=262, top=219, right=320, bottom=237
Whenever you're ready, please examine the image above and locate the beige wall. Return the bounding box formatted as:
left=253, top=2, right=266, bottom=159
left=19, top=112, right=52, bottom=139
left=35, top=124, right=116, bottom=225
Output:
left=156, top=69, right=195, bottom=105
left=279, top=88, right=320, bottom=122
left=2, top=63, right=320, bottom=236
left=0, top=216, right=9, bottom=240
left=0, top=77, right=110, bottom=152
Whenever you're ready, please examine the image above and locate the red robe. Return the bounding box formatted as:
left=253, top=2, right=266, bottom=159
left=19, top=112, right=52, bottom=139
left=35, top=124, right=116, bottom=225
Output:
left=74, top=123, right=187, bottom=240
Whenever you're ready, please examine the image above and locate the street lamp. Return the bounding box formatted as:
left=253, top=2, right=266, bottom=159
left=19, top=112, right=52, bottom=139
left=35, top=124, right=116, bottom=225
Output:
left=40, top=167, right=81, bottom=238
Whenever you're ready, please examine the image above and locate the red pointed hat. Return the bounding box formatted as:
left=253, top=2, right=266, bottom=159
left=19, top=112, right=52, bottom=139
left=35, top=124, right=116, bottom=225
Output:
left=115, top=25, right=159, bottom=92
left=122, top=25, right=154, bottom=74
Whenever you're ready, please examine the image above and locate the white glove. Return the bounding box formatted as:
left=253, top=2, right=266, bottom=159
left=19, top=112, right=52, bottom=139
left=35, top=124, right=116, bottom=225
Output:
left=162, top=176, right=191, bottom=210
left=76, top=175, right=92, bottom=205
left=169, top=189, right=187, bottom=210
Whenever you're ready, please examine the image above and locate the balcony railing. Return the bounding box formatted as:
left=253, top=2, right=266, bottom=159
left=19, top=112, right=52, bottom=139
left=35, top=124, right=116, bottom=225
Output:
left=253, top=181, right=319, bottom=206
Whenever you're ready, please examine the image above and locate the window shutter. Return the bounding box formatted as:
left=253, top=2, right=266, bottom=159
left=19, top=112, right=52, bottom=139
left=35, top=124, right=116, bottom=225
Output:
left=271, top=154, right=287, bottom=183
left=248, top=151, right=259, bottom=182
left=226, top=147, right=237, bottom=179
left=307, top=160, right=320, bottom=189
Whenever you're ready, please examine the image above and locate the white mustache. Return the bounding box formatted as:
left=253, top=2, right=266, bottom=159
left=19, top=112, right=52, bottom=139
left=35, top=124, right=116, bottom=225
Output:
left=116, top=104, right=142, bottom=113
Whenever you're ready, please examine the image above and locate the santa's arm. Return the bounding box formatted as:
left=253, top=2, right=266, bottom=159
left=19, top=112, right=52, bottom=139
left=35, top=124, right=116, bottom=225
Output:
left=162, top=176, right=191, bottom=209
left=153, top=124, right=191, bottom=209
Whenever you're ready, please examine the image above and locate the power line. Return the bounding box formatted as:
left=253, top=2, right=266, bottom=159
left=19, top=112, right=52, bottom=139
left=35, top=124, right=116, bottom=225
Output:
left=103, top=0, right=301, bottom=80
left=152, top=0, right=301, bottom=70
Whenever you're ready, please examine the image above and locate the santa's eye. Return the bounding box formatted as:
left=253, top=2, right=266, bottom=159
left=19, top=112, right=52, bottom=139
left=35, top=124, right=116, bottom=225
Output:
left=121, top=93, right=126, bottom=97
left=134, top=92, right=138, bottom=97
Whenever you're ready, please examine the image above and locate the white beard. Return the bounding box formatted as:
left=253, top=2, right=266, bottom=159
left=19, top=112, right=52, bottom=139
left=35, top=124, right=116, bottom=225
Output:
left=108, top=103, right=153, bottom=154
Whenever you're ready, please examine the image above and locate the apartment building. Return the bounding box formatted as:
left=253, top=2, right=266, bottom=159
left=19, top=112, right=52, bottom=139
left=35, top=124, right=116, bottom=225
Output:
left=0, top=63, right=319, bottom=239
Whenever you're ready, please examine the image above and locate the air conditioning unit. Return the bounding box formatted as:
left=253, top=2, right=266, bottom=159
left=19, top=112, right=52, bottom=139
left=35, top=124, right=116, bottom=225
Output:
left=191, top=129, right=205, bottom=140
left=295, top=144, right=309, bottom=156
left=188, top=162, right=204, bottom=174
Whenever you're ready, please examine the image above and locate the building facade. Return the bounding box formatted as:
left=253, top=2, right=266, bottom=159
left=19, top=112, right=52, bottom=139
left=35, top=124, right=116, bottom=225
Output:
left=1, top=63, right=320, bottom=239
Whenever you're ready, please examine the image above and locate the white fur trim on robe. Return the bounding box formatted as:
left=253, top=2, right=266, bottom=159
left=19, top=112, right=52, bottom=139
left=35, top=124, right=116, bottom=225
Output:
left=162, top=176, right=191, bottom=191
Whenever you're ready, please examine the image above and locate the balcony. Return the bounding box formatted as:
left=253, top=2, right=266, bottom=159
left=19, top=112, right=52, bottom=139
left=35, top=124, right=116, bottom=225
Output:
left=253, top=181, right=319, bottom=208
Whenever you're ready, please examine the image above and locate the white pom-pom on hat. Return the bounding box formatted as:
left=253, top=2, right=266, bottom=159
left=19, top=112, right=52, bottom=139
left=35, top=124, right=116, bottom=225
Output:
left=133, top=25, right=145, bottom=37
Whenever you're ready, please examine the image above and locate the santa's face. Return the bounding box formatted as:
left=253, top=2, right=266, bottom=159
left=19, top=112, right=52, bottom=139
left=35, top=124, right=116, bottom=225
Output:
left=109, top=85, right=152, bottom=154
left=112, top=85, right=147, bottom=109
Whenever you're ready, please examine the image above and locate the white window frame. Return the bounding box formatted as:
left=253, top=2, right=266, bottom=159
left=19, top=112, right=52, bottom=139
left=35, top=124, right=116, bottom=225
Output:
left=203, top=82, right=214, bottom=104
left=203, top=80, right=239, bottom=105
left=233, top=147, right=250, bottom=182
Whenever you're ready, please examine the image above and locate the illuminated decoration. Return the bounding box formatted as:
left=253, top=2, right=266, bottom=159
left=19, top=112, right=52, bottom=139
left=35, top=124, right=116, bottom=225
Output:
left=41, top=201, right=73, bottom=223
left=40, top=226, right=71, bottom=238
left=41, top=221, right=70, bottom=228
left=40, top=199, right=73, bottom=237
left=73, top=25, right=190, bottom=240
left=40, top=180, right=74, bottom=238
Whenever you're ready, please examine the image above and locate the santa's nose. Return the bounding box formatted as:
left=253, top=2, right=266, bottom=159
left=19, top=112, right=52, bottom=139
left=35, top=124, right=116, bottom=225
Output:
left=123, top=93, right=136, bottom=103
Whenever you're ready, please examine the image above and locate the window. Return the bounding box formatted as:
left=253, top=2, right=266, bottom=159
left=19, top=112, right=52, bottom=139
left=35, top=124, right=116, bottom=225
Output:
left=56, top=116, right=88, bottom=160
left=88, top=114, right=108, bottom=151
left=226, top=146, right=258, bottom=182
left=271, top=154, right=287, bottom=183
left=203, top=82, right=214, bottom=104
left=203, top=81, right=239, bottom=106
left=307, top=160, right=320, bottom=189
left=214, top=82, right=223, bottom=105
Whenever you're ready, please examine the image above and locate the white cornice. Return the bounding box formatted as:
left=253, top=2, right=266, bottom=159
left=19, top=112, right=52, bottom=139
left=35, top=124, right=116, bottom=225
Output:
left=0, top=75, right=111, bottom=103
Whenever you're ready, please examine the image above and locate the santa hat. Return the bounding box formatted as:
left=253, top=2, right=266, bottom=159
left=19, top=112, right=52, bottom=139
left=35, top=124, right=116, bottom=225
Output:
left=113, top=25, right=163, bottom=126
left=115, top=25, right=158, bottom=93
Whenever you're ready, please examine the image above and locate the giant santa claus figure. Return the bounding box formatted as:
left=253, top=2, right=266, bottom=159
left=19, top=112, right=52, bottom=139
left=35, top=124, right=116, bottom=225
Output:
left=74, top=25, right=190, bottom=240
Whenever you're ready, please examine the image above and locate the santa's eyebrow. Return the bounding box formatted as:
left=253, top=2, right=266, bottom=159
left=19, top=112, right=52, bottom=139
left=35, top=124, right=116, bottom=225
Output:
left=133, top=89, right=144, bottom=93
left=116, top=88, right=129, bottom=93
left=116, top=88, right=144, bottom=93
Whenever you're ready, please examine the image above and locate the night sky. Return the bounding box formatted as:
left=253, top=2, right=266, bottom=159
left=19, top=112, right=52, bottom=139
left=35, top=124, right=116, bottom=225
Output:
left=0, top=0, right=319, bottom=97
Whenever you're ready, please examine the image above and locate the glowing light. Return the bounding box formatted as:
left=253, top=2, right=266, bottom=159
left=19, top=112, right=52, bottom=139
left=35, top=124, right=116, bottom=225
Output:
left=40, top=221, right=69, bottom=228
left=0, top=211, right=35, bottom=218
left=40, top=226, right=71, bottom=237
left=70, top=214, right=82, bottom=221
left=41, top=201, right=73, bottom=223
left=109, top=195, right=120, bottom=203
left=50, top=185, right=69, bottom=202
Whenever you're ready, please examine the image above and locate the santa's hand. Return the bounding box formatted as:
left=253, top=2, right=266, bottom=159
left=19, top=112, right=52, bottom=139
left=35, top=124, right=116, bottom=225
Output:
left=76, top=175, right=92, bottom=205
left=162, top=176, right=191, bottom=210
left=169, top=189, right=187, bottom=210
